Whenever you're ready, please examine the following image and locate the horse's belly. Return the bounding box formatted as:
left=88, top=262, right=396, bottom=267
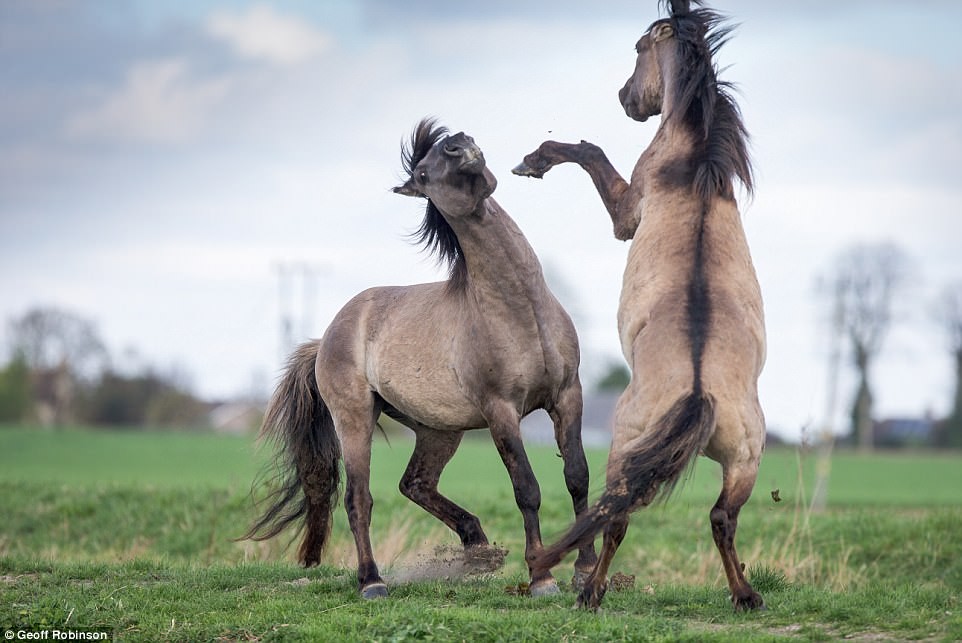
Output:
left=375, top=365, right=485, bottom=431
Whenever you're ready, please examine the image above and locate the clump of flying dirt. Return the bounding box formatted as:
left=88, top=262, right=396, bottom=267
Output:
left=385, top=543, right=508, bottom=585
left=609, top=571, right=635, bottom=592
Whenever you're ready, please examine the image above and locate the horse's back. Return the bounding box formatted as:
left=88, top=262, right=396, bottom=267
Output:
left=615, top=194, right=764, bottom=454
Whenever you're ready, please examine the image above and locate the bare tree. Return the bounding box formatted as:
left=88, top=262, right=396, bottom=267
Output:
left=6, top=307, right=107, bottom=424
left=935, top=282, right=962, bottom=447
left=825, top=242, right=909, bottom=452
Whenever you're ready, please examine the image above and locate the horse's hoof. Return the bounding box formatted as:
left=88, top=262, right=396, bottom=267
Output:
left=529, top=577, right=560, bottom=597
left=511, top=161, right=544, bottom=178
left=360, top=583, right=388, bottom=600
left=732, top=591, right=765, bottom=611
left=570, top=570, right=591, bottom=593
left=574, top=595, right=602, bottom=612
left=576, top=581, right=607, bottom=611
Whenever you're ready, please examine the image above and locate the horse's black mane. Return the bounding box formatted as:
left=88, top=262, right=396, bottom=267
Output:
left=399, top=117, right=468, bottom=291
left=660, top=0, right=753, bottom=201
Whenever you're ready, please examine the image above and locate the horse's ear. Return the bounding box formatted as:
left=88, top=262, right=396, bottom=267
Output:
left=652, top=22, right=674, bottom=42
left=393, top=179, right=422, bottom=198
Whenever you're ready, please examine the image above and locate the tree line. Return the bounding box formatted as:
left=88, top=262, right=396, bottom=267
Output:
left=2, top=241, right=961, bottom=445
left=0, top=307, right=210, bottom=428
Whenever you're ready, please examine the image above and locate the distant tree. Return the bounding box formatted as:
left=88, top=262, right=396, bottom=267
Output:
left=6, top=307, right=108, bottom=425
left=823, top=242, right=909, bottom=452
left=0, top=353, right=31, bottom=423
left=934, top=282, right=962, bottom=448
left=595, top=361, right=631, bottom=392
left=8, top=307, right=107, bottom=377
left=82, top=369, right=209, bottom=429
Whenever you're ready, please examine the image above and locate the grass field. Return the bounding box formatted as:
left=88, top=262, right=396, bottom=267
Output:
left=1, top=425, right=961, bottom=641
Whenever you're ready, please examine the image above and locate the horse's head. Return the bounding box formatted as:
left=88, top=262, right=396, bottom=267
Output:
left=394, top=119, right=497, bottom=218
left=619, top=19, right=676, bottom=123
left=394, top=118, right=497, bottom=289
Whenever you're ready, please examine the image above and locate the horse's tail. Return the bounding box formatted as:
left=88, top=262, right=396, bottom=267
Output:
left=242, top=340, right=341, bottom=567
left=531, top=392, right=715, bottom=573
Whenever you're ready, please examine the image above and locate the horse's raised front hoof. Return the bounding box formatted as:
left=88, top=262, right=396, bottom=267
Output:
left=360, top=582, right=389, bottom=600
left=528, top=576, right=560, bottom=598
left=511, top=159, right=546, bottom=179
left=732, top=590, right=765, bottom=612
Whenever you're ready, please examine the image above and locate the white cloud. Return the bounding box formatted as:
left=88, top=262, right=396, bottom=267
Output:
left=206, top=4, right=331, bottom=65
left=66, top=58, right=231, bottom=144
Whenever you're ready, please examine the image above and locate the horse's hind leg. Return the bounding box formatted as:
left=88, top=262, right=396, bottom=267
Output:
left=711, top=456, right=764, bottom=611
left=399, top=428, right=490, bottom=549
left=486, top=401, right=558, bottom=596
left=333, top=398, right=387, bottom=599
left=576, top=516, right=628, bottom=611
left=548, top=384, right=598, bottom=588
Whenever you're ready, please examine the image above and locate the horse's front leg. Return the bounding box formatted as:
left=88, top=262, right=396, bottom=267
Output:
left=512, top=140, right=596, bottom=179
left=513, top=140, right=638, bottom=240
left=333, top=399, right=387, bottom=599
left=485, top=402, right=559, bottom=597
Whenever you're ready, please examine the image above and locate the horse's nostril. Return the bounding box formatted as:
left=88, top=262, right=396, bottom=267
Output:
left=443, top=145, right=461, bottom=157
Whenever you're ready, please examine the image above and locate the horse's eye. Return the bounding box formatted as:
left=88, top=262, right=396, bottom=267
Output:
left=419, top=171, right=427, bottom=182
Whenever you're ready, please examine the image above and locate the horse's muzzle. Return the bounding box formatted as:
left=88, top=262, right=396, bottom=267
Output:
left=458, top=146, right=486, bottom=175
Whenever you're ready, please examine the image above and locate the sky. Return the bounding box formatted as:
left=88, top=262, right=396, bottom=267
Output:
left=1, top=1, right=960, bottom=441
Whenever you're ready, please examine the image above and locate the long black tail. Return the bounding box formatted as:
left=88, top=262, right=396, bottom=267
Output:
left=242, top=340, right=341, bottom=567
left=531, top=392, right=715, bottom=572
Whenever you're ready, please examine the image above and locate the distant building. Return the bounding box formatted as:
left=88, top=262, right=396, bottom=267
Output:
left=520, top=391, right=620, bottom=448
left=209, top=401, right=264, bottom=434
left=872, top=415, right=936, bottom=447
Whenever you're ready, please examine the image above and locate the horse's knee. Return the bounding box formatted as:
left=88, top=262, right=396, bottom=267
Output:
left=709, top=505, right=730, bottom=538
left=710, top=505, right=728, bottom=525
left=563, top=459, right=590, bottom=496
left=515, top=479, right=542, bottom=514
left=398, top=472, right=426, bottom=502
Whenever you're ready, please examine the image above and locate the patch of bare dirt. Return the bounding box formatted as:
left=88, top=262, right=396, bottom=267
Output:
left=385, top=543, right=508, bottom=585
left=2, top=573, right=39, bottom=584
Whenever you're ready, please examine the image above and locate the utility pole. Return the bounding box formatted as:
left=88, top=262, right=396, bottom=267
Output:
left=273, top=261, right=327, bottom=362
left=811, top=278, right=844, bottom=512
left=274, top=263, right=294, bottom=361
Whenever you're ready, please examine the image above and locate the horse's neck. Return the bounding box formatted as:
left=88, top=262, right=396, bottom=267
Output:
left=451, top=198, right=548, bottom=306
left=635, top=116, right=747, bottom=257
left=648, top=116, right=695, bottom=176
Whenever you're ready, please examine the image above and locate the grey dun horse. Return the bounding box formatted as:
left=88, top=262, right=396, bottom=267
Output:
left=514, top=0, right=766, bottom=611
left=245, top=119, right=597, bottom=599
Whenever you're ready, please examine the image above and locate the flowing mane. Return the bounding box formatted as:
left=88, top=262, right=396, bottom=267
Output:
left=398, top=118, right=468, bottom=291
left=661, top=0, right=753, bottom=201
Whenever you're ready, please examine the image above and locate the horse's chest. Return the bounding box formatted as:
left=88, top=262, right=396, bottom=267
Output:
left=462, top=317, right=565, bottom=396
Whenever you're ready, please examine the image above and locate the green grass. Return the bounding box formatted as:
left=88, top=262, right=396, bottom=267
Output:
left=1, top=426, right=961, bottom=641
left=0, top=425, right=265, bottom=488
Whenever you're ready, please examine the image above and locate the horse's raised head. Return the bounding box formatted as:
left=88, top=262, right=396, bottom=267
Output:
left=620, top=1, right=725, bottom=124
left=619, top=16, right=677, bottom=123
left=394, top=118, right=497, bottom=217
left=393, top=118, right=496, bottom=290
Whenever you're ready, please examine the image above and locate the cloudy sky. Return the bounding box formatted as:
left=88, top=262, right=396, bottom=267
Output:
left=1, top=1, right=960, bottom=440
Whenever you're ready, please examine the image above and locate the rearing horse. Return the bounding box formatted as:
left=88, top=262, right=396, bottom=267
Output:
left=245, top=119, right=597, bottom=599
left=514, top=0, right=766, bottom=611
